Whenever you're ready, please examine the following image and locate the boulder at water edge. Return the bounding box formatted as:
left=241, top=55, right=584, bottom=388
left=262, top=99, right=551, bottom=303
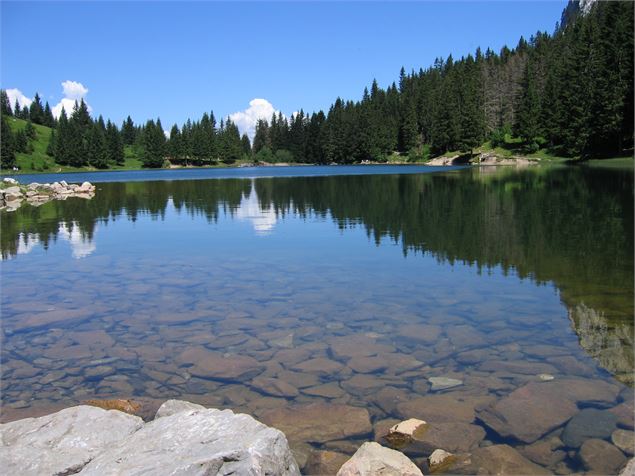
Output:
left=0, top=400, right=300, bottom=475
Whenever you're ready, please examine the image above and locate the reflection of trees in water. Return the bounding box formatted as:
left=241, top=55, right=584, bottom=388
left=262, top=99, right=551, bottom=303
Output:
left=1, top=167, right=632, bottom=380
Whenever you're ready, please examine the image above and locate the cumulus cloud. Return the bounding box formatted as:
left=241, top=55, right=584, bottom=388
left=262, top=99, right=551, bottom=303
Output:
left=5, top=88, right=33, bottom=112
left=61, top=80, right=88, bottom=100
left=52, top=80, right=91, bottom=119
left=229, top=98, right=281, bottom=141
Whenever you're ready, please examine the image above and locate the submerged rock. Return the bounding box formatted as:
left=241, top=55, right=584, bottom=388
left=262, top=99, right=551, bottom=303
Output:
left=260, top=403, right=372, bottom=444
left=562, top=408, right=618, bottom=448
left=578, top=438, right=627, bottom=474
left=612, top=429, right=635, bottom=456
left=478, top=382, right=578, bottom=443
left=304, top=450, right=350, bottom=475
left=447, top=444, right=551, bottom=475
left=337, top=442, right=423, bottom=476
left=428, top=376, right=463, bottom=391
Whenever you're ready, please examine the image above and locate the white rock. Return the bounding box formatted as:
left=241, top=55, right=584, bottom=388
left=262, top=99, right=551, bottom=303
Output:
left=429, top=448, right=454, bottom=467
left=538, top=373, right=555, bottom=381
left=389, top=418, right=427, bottom=437
left=2, top=186, right=21, bottom=195
left=80, top=406, right=300, bottom=475
left=3, top=177, right=17, bottom=184
left=337, top=441, right=423, bottom=476
left=620, top=458, right=635, bottom=476
left=60, top=180, right=68, bottom=187
left=429, top=376, right=463, bottom=390
left=155, top=399, right=205, bottom=418
left=0, top=405, right=143, bottom=476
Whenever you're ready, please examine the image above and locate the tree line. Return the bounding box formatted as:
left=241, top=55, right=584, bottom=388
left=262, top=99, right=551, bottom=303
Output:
left=1, top=1, right=632, bottom=170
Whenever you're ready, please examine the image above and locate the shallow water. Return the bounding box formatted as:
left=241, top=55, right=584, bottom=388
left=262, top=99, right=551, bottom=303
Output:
left=1, top=165, right=633, bottom=473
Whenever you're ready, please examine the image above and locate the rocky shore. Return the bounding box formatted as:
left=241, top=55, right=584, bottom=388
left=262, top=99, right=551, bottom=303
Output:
left=425, top=151, right=540, bottom=167
left=1, top=399, right=633, bottom=475
left=0, top=178, right=96, bottom=211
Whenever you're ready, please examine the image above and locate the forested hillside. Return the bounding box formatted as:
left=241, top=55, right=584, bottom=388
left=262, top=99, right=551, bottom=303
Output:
left=1, top=0, right=632, bottom=171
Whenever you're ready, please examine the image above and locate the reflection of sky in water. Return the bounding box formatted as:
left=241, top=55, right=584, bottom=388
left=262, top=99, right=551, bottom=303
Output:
left=9, top=222, right=97, bottom=260
left=234, top=180, right=278, bottom=235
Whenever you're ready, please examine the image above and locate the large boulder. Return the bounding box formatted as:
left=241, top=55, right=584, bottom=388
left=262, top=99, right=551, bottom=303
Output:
left=79, top=405, right=300, bottom=475
left=0, top=405, right=143, bottom=476
left=336, top=442, right=423, bottom=476
left=0, top=401, right=300, bottom=475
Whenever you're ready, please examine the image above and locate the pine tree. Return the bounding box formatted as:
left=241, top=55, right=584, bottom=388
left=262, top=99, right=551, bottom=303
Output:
left=29, top=93, right=44, bottom=125
left=167, top=124, right=182, bottom=161
left=87, top=122, right=109, bottom=168
left=241, top=134, right=251, bottom=157
left=43, top=102, right=55, bottom=127
left=13, top=99, right=20, bottom=117
left=122, top=116, right=136, bottom=145
left=1, top=90, right=12, bottom=117
left=106, top=121, right=125, bottom=165
left=141, top=119, right=165, bottom=168
left=516, top=59, right=541, bottom=149
left=0, top=115, right=16, bottom=169
left=253, top=119, right=270, bottom=153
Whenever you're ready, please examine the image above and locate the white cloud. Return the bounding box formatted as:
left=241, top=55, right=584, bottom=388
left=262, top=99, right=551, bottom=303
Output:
left=52, top=80, right=91, bottom=119
left=229, top=98, right=281, bottom=141
left=61, top=80, right=88, bottom=100
left=6, top=88, right=32, bottom=112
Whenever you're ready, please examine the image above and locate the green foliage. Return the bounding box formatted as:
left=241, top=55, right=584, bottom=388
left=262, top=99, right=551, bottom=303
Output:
left=255, top=146, right=275, bottom=163
left=141, top=119, right=166, bottom=168
left=1, top=116, right=16, bottom=169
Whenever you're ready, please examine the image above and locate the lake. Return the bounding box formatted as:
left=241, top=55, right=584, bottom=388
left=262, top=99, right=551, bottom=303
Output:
left=1, top=164, right=633, bottom=473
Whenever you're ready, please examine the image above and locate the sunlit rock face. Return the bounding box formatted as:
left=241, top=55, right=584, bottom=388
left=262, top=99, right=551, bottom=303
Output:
left=569, top=303, right=634, bottom=386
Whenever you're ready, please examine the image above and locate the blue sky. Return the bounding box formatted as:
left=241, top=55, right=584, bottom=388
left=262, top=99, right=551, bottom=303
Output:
left=1, top=1, right=566, bottom=137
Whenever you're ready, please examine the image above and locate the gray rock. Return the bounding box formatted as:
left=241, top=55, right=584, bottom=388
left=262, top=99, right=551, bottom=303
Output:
left=428, top=376, right=463, bottom=391
left=154, top=399, right=205, bottom=418
left=0, top=405, right=143, bottom=476
left=613, top=429, right=635, bottom=456
left=447, top=444, right=551, bottom=475
left=337, top=442, right=423, bottom=476
left=80, top=406, right=300, bottom=475
left=579, top=438, right=627, bottom=474
left=478, top=382, right=578, bottom=443
left=562, top=408, right=618, bottom=448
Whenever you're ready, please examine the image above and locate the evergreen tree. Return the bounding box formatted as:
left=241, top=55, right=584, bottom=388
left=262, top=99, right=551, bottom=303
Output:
left=13, top=99, right=20, bottom=117
left=516, top=59, right=541, bottom=149
left=43, top=102, right=55, bottom=127
left=1, top=115, right=16, bottom=169
left=1, top=90, right=12, bottom=117
left=106, top=121, right=125, bottom=165
left=122, top=116, right=136, bottom=145
left=141, top=119, right=166, bottom=168
left=241, top=134, right=251, bottom=156
left=253, top=119, right=270, bottom=153
left=29, top=93, right=44, bottom=124
left=87, top=122, right=109, bottom=168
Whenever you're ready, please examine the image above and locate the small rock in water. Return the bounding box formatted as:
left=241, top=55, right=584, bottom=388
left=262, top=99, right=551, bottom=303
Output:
left=83, top=399, right=141, bottom=416
left=612, top=429, right=635, bottom=456
left=538, top=373, right=555, bottom=381
left=390, top=418, right=427, bottom=437
left=428, top=449, right=454, bottom=469
left=428, top=376, right=463, bottom=391
left=562, top=408, right=618, bottom=448
left=579, top=438, right=627, bottom=474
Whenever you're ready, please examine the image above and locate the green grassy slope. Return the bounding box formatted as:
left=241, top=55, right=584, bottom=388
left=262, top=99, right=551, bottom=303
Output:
left=5, top=117, right=145, bottom=174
